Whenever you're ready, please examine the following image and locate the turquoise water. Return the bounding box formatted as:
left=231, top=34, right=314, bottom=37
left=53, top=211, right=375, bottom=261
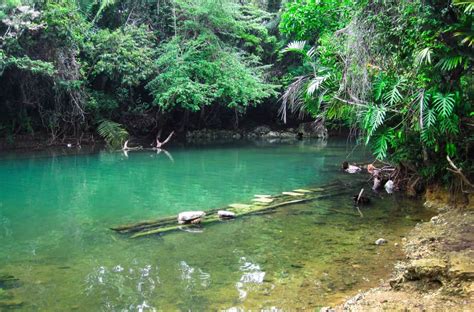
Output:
left=0, top=140, right=432, bottom=310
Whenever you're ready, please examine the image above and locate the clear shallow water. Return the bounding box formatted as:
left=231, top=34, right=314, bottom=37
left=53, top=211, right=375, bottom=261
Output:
left=0, top=140, right=432, bottom=310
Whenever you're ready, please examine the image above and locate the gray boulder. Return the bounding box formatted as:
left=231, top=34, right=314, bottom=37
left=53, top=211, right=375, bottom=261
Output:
left=178, top=211, right=206, bottom=224
left=252, top=125, right=271, bottom=135
left=218, top=210, right=236, bottom=219
left=298, top=122, right=328, bottom=139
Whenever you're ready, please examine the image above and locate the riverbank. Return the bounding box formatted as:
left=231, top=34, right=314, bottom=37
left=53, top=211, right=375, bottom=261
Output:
left=332, top=188, right=474, bottom=311
left=0, top=123, right=331, bottom=152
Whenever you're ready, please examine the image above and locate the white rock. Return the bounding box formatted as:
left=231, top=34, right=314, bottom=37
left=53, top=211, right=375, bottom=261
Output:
left=375, top=238, right=388, bottom=245
left=218, top=210, right=236, bottom=218
left=178, top=211, right=205, bottom=224
left=345, top=165, right=362, bottom=174
left=384, top=180, right=394, bottom=194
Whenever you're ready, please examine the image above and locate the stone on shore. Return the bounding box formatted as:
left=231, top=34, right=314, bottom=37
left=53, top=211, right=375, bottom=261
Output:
left=375, top=238, right=388, bottom=245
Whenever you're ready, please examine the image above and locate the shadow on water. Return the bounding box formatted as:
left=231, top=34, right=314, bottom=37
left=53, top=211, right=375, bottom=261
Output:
left=0, top=140, right=433, bottom=310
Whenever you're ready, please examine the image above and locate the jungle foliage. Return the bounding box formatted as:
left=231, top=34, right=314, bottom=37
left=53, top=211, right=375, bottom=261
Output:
left=0, top=0, right=472, bottom=185
left=279, top=0, right=473, bottom=186
left=0, top=0, right=278, bottom=144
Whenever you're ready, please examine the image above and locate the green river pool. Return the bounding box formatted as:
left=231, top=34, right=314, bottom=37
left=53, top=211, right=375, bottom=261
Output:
left=0, top=140, right=434, bottom=311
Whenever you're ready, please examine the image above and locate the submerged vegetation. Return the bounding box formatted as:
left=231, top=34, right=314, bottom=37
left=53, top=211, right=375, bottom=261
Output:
left=0, top=0, right=472, bottom=186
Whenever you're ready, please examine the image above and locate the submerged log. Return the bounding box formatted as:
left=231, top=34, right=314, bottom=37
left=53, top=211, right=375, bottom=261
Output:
left=110, top=180, right=358, bottom=239
left=130, top=198, right=314, bottom=238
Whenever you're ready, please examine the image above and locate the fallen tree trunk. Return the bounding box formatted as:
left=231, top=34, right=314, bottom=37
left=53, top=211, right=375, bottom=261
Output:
left=130, top=198, right=315, bottom=238
left=110, top=180, right=359, bottom=239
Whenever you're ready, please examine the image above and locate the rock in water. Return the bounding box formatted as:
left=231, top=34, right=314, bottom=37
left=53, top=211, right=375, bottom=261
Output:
left=385, top=180, right=394, bottom=194
left=375, top=238, right=388, bottom=245
left=218, top=210, right=236, bottom=219
left=178, top=211, right=206, bottom=224
left=345, top=165, right=362, bottom=174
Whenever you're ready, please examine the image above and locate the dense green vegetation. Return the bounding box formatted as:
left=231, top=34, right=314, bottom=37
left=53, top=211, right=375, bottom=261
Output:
left=1, top=0, right=472, bottom=187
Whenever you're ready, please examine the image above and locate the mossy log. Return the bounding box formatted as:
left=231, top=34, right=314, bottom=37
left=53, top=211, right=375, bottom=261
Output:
left=130, top=198, right=314, bottom=238
left=111, top=180, right=356, bottom=239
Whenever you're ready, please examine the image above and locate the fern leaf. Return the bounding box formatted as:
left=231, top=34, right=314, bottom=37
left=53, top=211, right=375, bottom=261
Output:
left=382, top=78, right=405, bottom=106
left=373, top=75, right=388, bottom=101
left=433, top=93, right=455, bottom=118
left=423, top=106, right=437, bottom=128
left=440, top=116, right=460, bottom=135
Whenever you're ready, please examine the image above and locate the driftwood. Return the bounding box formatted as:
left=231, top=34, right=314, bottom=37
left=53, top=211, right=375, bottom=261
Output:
left=111, top=180, right=354, bottom=239
left=447, top=155, right=473, bottom=193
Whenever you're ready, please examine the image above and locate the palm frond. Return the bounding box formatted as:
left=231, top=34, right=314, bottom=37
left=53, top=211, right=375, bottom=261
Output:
left=281, top=41, right=307, bottom=54
left=279, top=75, right=309, bottom=123
left=454, top=30, right=474, bottom=47
left=437, top=55, right=465, bottom=71
left=97, top=119, right=128, bottom=148
left=307, top=75, right=328, bottom=96
left=306, top=46, right=317, bottom=59
left=453, top=0, right=474, bottom=13
left=414, top=47, right=433, bottom=67
left=92, top=0, right=116, bottom=22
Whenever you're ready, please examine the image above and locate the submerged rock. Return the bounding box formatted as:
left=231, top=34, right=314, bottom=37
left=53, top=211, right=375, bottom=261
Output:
left=178, top=211, right=206, bottom=224
left=375, top=238, right=388, bottom=245
left=218, top=210, right=236, bottom=219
